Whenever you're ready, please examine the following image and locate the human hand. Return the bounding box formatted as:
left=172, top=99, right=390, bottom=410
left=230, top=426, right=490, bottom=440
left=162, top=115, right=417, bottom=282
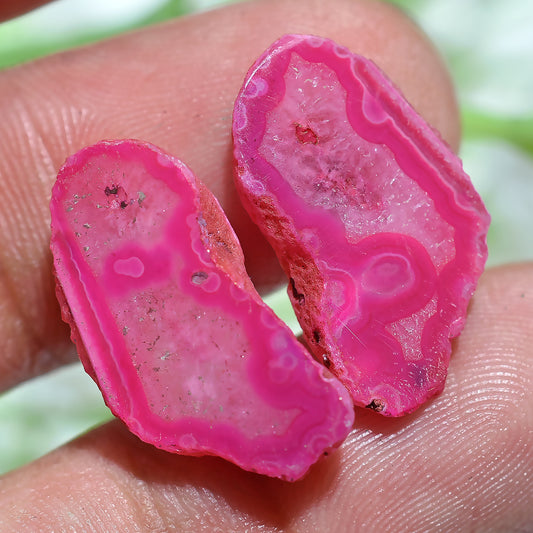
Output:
left=0, top=1, right=531, bottom=531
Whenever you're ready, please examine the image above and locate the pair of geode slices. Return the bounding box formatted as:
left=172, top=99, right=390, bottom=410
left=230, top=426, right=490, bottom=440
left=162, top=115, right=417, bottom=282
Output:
left=50, top=34, right=490, bottom=481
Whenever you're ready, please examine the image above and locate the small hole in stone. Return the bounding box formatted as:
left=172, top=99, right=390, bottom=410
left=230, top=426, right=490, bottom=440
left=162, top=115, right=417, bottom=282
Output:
left=105, top=184, right=119, bottom=196
left=295, top=123, right=318, bottom=144
left=289, top=277, right=305, bottom=305
left=366, top=399, right=385, bottom=412
left=191, top=271, right=209, bottom=285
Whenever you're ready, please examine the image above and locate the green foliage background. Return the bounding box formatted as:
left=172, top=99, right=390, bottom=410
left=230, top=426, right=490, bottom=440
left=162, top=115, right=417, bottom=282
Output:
left=1, top=0, right=532, bottom=475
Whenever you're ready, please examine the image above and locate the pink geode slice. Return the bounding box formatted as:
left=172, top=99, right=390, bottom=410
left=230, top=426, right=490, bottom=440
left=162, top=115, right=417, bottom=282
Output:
left=50, top=139, right=354, bottom=480
left=232, top=34, right=490, bottom=416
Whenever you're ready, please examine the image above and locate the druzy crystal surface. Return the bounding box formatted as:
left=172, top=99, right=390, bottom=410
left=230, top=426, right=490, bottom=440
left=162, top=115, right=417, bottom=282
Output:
left=50, top=139, right=354, bottom=480
left=233, top=34, right=490, bottom=416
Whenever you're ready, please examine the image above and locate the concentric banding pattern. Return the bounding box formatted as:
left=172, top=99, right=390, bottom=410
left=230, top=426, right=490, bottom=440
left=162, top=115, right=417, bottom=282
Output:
left=50, top=139, right=354, bottom=480
left=233, top=34, right=490, bottom=416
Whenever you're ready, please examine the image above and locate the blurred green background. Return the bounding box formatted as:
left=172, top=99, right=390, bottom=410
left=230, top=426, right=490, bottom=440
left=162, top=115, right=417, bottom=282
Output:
left=1, top=0, right=532, bottom=475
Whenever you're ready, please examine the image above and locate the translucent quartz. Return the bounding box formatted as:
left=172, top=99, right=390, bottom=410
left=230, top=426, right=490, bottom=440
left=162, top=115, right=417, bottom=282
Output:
left=233, top=35, right=490, bottom=416
left=50, top=139, right=354, bottom=480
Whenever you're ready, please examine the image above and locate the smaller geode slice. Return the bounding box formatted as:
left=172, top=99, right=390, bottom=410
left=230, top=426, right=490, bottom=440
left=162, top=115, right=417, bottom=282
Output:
left=50, top=139, right=354, bottom=480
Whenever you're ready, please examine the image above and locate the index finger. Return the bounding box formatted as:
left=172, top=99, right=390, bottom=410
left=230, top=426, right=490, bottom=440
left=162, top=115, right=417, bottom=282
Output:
left=0, top=0, right=460, bottom=390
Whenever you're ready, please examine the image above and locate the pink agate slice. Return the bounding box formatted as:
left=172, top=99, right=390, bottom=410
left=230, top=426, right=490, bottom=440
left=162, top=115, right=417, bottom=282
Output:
left=232, top=35, right=490, bottom=416
left=50, top=139, right=354, bottom=480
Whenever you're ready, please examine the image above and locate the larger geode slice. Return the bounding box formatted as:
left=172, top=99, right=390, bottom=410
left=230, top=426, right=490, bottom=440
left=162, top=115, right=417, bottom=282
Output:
left=232, top=34, right=490, bottom=416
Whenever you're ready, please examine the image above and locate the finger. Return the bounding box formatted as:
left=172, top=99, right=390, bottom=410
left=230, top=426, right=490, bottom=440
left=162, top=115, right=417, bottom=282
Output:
left=1, top=264, right=532, bottom=532
left=0, top=1, right=53, bottom=22
left=287, top=263, right=533, bottom=531
left=0, top=0, right=459, bottom=390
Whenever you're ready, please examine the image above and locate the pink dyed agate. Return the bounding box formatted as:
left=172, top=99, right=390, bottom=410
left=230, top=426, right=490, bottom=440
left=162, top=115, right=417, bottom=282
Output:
left=50, top=139, right=354, bottom=480
left=232, top=35, right=490, bottom=416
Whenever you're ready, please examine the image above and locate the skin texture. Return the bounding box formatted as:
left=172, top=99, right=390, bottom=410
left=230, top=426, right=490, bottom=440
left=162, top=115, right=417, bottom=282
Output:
left=0, top=0, right=531, bottom=531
